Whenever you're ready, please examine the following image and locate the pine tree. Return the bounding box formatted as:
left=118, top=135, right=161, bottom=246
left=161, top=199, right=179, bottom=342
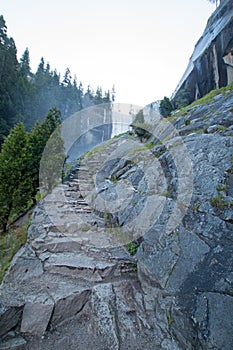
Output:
left=28, top=107, right=63, bottom=199
left=36, top=57, right=45, bottom=76
left=95, top=86, right=103, bottom=104
left=77, top=82, right=84, bottom=110
left=0, top=123, right=31, bottom=231
left=103, top=90, right=111, bottom=103
left=19, top=48, right=31, bottom=77
left=0, top=108, right=63, bottom=232
left=39, top=124, right=65, bottom=193
left=0, top=16, right=21, bottom=144
left=159, top=97, right=174, bottom=117
left=62, top=68, right=71, bottom=87
left=38, top=108, right=64, bottom=193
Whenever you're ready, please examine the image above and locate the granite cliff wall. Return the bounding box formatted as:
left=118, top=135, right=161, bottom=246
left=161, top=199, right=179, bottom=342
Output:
left=172, top=0, right=233, bottom=106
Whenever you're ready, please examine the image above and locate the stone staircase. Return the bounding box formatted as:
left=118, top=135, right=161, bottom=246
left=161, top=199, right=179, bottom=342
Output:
left=0, top=136, right=168, bottom=350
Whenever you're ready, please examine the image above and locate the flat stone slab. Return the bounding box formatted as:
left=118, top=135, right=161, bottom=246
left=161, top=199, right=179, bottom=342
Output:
left=43, top=252, right=117, bottom=281
left=21, top=300, right=54, bottom=336
left=44, top=252, right=115, bottom=270
left=31, top=236, right=82, bottom=253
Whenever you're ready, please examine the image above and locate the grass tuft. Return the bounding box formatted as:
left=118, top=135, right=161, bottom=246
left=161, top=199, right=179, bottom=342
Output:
left=170, top=82, right=233, bottom=120
left=0, top=217, right=30, bottom=283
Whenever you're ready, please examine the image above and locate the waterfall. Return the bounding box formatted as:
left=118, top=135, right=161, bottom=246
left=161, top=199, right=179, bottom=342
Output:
left=65, top=104, right=134, bottom=164
left=111, top=111, right=133, bottom=138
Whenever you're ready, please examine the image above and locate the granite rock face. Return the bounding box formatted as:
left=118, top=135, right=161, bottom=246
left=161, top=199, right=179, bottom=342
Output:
left=173, top=0, right=233, bottom=106
left=0, top=90, right=233, bottom=349
left=139, top=92, right=233, bottom=349
left=137, top=135, right=233, bottom=349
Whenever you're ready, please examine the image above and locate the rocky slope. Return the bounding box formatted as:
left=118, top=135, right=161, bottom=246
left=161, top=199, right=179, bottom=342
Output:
left=0, top=88, right=233, bottom=349
left=173, top=0, right=233, bottom=106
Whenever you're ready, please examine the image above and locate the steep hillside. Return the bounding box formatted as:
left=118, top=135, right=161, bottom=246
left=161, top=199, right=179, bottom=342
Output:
left=0, top=87, right=232, bottom=349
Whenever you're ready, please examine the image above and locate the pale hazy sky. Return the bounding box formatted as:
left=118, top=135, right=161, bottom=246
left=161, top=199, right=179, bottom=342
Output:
left=1, top=0, right=215, bottom=107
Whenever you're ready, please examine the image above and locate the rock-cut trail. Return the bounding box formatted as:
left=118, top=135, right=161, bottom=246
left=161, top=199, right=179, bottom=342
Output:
left=0, top=135, right=170, bottom=350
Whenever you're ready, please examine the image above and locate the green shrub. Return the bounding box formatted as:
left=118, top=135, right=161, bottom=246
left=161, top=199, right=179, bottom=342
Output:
left=126, top=241, right=139, bottom=256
